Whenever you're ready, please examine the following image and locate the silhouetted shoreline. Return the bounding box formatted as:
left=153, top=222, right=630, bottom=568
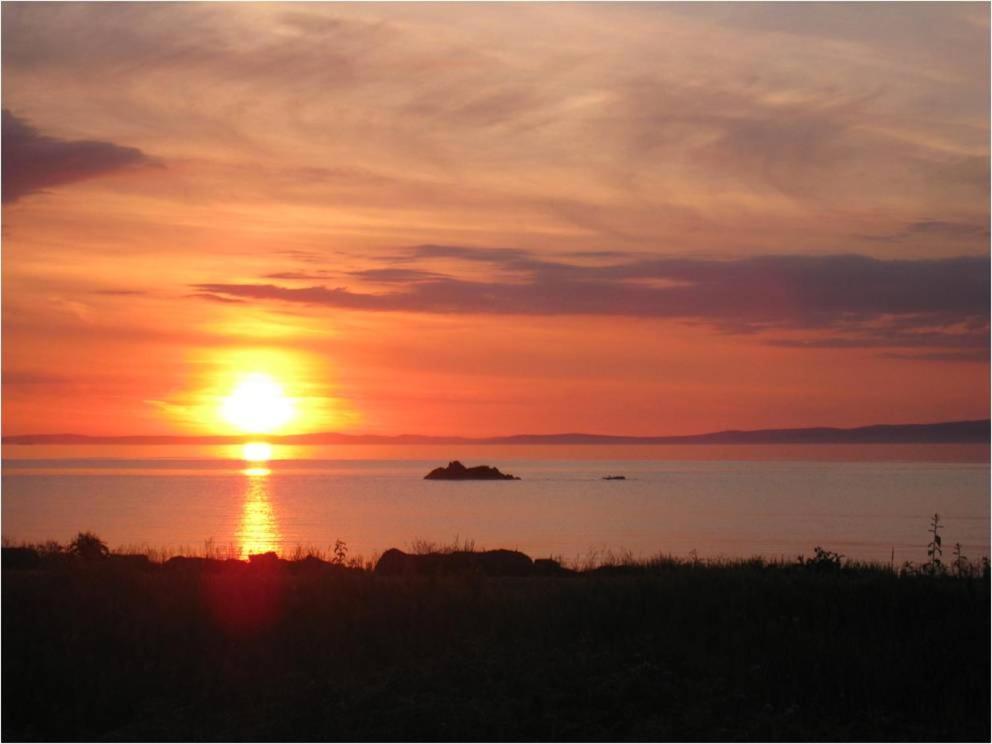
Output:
left=3, top=538, right=989, bottom=741
left=4, top=418, right=988, bottom=445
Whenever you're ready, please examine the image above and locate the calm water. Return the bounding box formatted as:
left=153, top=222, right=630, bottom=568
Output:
left=2, top=444, right=989, bottom=564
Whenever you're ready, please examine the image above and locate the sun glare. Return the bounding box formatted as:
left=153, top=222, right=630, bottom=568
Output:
left=221, top=373, right=295, bottom=434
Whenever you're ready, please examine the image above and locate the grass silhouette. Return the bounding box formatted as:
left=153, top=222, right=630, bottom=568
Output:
left=2, top=533, right=989, bottom=741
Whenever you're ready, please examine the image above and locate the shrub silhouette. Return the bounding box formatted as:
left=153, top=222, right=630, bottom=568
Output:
left=68, top=531, right=109, bottom=561
left=952, top=542, right=973, bottom=577
left=798, top=546, right=843, bottom=572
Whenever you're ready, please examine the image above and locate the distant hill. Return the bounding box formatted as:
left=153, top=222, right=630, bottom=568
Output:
left=4, top=420, right=988, bottom=445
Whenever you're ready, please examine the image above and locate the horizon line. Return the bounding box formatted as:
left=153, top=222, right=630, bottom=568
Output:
left=3, top=418, right=989, bottom=445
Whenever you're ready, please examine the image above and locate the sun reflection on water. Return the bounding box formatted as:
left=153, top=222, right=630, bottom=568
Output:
left=237, top=444, right=281, bottom=558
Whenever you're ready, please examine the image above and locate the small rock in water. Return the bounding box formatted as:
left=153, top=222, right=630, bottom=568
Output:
left=424, top=460, right=520, bottom=480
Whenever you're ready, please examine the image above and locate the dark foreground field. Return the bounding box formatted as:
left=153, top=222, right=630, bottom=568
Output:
left=3, top=547, right=989, bottom=742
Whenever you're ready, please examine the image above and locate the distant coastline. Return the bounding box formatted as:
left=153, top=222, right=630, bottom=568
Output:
left=4, top=419, right=988, bottom=446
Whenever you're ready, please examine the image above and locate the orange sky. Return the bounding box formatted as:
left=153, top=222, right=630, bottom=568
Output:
left=2, top=3, right=989, bottom=437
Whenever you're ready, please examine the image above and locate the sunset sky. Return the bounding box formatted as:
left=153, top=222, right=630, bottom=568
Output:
left=2, top=2, right=989, bottom=437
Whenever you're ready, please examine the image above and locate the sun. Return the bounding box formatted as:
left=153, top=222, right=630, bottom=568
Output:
left=220, top=373, right=295, bottom=434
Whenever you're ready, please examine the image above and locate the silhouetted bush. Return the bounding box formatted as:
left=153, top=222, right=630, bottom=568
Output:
left=67, top=531, right=109, bottom=561
left=798, top=546, right=843, bottom=572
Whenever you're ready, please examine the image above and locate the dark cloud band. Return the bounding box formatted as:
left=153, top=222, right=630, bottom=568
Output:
left=2, top=109, right=151, bottom=204
left=193, top=248, right=990, bottom=358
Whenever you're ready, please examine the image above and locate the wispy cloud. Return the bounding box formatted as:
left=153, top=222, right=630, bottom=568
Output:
left=186, top=292, right=246, bottom=304
left=92, top=289, right=148, bottom=297
left=862, top=219, right=991, bottom=244
left=3, top=4, right=986, bottom=250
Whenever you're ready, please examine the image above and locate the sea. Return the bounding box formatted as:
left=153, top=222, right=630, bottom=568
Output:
left=2, top=443, right=989, bottom=565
